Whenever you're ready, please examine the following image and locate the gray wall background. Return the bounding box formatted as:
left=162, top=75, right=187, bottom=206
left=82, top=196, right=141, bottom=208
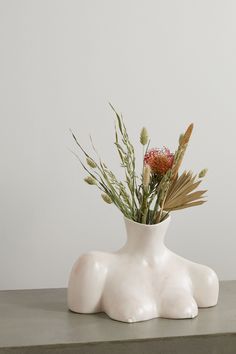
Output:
left=0, top=0, right=235, bottom=290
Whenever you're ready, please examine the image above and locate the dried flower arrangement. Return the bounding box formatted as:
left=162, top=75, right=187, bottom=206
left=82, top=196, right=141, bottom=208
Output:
left=71, top=104, right=207, bottom=224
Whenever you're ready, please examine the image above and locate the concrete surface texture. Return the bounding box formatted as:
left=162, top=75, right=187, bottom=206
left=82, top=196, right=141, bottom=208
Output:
left=0, top=281, right=235, bottom=353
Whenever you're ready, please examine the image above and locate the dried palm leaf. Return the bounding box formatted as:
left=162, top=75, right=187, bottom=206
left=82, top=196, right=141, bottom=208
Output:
left=167, top=200, right=206, bottom=211
left=163, top=171, right=207, bottom=211
left=167, top=171, right=190, bottom=199
left=167, top=172, right=202, bottom=201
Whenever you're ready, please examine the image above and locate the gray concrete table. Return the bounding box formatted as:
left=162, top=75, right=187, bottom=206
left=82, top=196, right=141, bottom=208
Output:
left=0, top=281, right=236, bottom=354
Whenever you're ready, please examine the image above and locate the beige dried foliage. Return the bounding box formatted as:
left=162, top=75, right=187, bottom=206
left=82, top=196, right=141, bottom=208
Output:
left=172, top=123, right=194, bottom=180
left=163, top=171, right=207, bottom=211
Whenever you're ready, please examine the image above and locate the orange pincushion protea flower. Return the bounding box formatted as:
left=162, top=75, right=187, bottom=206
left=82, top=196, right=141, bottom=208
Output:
left=144, top=147, right=174, bottom=175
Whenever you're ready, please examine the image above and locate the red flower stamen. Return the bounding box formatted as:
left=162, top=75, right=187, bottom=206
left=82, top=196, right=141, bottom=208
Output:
left=144, top=147, right=174, bottom=175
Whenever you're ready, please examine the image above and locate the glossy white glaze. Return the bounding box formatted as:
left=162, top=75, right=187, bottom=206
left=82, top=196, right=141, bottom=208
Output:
left=68, top=216, right=219, bottom=322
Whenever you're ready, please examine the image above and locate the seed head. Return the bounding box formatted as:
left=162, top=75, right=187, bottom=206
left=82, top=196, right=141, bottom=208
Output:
left=143, top=165, right=151, bottom=190
left=101, top=193, right=113, bottom=204
left=140, top=127, right=149, bottom=145
left=86, top=157, right=97, bottom=168
left=84, top=176, right=97, bottom=185
left=179, top=133, right=184, bottom=145
left=199, top=168, right=208, bottom=178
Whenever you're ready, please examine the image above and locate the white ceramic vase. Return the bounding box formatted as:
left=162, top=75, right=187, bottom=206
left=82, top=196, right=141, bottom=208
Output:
left=68, top=215, right=219, bottom=323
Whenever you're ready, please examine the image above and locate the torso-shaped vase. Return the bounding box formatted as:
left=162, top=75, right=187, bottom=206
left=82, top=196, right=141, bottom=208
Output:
left=68, top=216, right=219, bottom=322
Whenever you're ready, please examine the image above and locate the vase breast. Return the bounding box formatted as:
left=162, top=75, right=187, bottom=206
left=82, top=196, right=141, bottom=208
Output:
left=68, top=216, right=219, bottom=322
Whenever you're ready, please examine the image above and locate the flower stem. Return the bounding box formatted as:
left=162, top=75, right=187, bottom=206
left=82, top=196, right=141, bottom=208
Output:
left=141, top=190, right=148, bottom=224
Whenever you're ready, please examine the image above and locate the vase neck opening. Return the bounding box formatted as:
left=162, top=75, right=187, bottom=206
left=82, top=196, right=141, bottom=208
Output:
left=122, top=216, right=170, bottom=259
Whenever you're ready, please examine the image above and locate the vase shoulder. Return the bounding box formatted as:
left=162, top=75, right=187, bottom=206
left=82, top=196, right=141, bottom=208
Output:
left=67, top=218, right=219, bottom=322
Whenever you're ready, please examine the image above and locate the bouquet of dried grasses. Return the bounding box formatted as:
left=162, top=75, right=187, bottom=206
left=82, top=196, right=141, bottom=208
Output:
left=71, top=105, right=207, bottom=224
